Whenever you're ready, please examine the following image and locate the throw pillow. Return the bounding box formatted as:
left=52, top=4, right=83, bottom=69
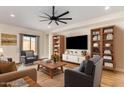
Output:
left=90, top=55, right=101, bottom=64
left=84, top=60, right=94, bottom=75
left=0, top=62, right=17, bottom=74
left=79, top=60, right=87, bottom=72
left=26, top=51, right=34, bottom=57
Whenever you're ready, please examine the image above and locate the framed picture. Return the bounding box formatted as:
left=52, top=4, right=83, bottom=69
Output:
left=1, top=33, right=17, bottom=46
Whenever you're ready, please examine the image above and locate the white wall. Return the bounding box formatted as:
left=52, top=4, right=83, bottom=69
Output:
left=0, top=23, right=46, bottom=63
left=48, top=33, right=53, bottom=59
left=50, top=11, right=124, bottom=72
left=43, top=33, right=49, bottom=58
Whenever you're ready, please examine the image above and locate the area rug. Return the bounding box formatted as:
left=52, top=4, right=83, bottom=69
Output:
left=17, top=62, right=79, bottom=87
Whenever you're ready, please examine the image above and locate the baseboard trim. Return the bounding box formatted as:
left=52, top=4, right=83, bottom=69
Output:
left=62, top=60, right=80, bottom=65
left=115, top=67, right=124, bottom=72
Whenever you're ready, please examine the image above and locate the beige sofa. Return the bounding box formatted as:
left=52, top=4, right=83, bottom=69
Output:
left=0, top=68, right=37, bottom=82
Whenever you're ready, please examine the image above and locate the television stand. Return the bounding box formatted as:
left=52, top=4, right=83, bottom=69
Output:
left=62, top=54, right=85, bottom=64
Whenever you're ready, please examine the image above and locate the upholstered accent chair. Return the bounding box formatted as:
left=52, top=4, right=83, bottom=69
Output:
left=64, top=55, right=103, bottom=87
left=20, top=50, right=38, bottom=64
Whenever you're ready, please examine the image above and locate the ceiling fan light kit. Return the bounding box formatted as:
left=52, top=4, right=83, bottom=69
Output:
left=39, top=6, right=72, bottom=26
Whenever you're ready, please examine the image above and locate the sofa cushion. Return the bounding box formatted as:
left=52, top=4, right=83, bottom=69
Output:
left=27, top=57, right=35, bottom=60
left=26, top=51, right=34, bottom=57
left=0, top=62, right=17, bottom=74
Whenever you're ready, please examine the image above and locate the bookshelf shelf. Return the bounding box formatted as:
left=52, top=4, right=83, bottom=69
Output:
left=53, top=35, right=65, bottom=60
left=91, top=26, right=115, bottom=70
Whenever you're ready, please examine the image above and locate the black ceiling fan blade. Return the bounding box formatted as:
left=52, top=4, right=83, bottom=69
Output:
left=55, top=21, right=59, bottom=25
left=44, top=13, right=51, bottom=18
left=39, top=16, right=50, bottom=19
left=57, top=11, right=69, bottom=18
left=39, top=6, right=71, bottom=26
left=53, top=6, right=55, bottom=17
left=58, top=20, right=67, bottom=24
left=48, top=20, right=52, bottom=25
left=59, top=18, right=72, bottom=20
left=40, top=19, right=49, bottom=22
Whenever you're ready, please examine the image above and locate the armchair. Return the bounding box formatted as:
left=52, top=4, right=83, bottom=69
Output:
left=20, top=50, right=38, bottom=64
left=64, top=56, right=103, bottom=87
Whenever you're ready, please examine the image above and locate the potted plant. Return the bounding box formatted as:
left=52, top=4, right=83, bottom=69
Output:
left=51, top=53, right=59, bottom=63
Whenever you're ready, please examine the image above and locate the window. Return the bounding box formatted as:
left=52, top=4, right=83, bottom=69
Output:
left=22, top=35, right=37, bottom=53
left=31, top=37, right=36, bottom=52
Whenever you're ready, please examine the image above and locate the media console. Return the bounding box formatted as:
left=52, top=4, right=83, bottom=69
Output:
left=62, top=54, right=85, bottom=64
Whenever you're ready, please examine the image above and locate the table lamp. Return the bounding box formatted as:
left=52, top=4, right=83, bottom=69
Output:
left=0, top=48, right=4, bottom=58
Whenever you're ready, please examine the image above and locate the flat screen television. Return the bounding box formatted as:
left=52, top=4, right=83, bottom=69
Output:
left=66, top=35, right=88, bottom=49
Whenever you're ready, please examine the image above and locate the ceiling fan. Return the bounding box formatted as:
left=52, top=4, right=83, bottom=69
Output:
left=39, top=6, right=72, bottom=26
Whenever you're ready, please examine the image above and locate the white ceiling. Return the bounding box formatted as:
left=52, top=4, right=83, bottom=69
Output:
left=0, top=6, right=124, bottom=32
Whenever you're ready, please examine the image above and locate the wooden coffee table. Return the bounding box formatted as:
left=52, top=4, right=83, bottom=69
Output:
left=35, top=60, right=66, bottom=78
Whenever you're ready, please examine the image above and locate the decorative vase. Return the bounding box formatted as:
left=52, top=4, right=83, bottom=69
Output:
left=53, top=59, right=57, bottom=63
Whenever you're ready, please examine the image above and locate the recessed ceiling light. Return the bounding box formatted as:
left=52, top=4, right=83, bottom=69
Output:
left=10, top=14, right=15, bottom=18
left=48, top=25, right=51, bottom=28
left=105, top=6, right=110, bottom=10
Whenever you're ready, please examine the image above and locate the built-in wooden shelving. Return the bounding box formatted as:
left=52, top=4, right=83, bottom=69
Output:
left=53, top=35, right=65, bottom=60
left=91, top=26, right=115, bottom=70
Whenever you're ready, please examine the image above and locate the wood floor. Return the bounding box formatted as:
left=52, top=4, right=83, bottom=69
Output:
left=19, top=62, right=124, bottom=87
left=101, top=70, right=124, bottom=87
